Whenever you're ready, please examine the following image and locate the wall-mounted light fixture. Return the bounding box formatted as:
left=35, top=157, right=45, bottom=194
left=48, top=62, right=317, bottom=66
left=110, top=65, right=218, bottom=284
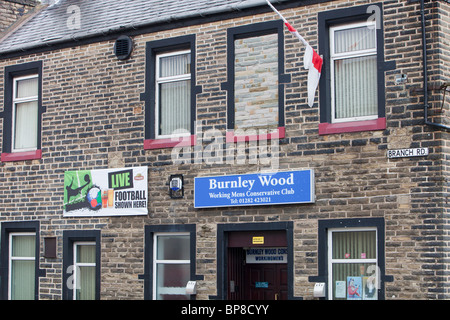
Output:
left=169, top=174, right=184, bottom=199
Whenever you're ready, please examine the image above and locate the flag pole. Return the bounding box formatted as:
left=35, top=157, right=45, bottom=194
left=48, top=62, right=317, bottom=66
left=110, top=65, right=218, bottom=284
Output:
left=265, top=0, right=323, bottom=108
left=265, top=0, right=308, bottom=47
left=265, top=0, right=287, bottom=23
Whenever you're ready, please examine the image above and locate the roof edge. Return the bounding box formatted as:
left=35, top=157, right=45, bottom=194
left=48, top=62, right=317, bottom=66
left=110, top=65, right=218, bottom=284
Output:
left=0, top=0, right=326, bottom=58
left=0, top=4, right=48, bottom=46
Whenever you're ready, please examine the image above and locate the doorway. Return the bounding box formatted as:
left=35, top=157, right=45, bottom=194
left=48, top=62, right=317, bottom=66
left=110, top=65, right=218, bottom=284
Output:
left=226, top=229, right=288, bottom=300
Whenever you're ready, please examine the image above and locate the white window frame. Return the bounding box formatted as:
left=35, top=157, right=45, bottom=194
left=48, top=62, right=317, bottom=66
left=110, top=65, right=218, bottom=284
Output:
left=152, top=232, right=190, bottom=300
left=8, top=232, right=36, bottom=300
left=73, top=241, right=96, bottom=300
left=327, top=227, right=378, bottom=300
left=330, top=21, right=377, bottom=124
left=155, top=50, right=191, bottom=140
left=11, top=74, right=39, bottom=153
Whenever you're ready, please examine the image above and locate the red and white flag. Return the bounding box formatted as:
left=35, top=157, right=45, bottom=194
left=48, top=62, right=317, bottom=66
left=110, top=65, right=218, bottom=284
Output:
left=266, top=0, right=323, bottom=107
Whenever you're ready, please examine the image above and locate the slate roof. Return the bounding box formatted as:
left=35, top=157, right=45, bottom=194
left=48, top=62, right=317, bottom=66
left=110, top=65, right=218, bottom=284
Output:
left=0, top=0, right=291, bottom=56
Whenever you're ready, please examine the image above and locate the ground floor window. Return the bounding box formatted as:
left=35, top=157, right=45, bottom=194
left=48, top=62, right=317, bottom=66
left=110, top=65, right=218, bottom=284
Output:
left=73, top=242, right=96, bottom=300
left=1, top=221, right=41, bottom=300
left=312, top=218, right=392, bottom=300
left=328, top=228, right=378, bottom=300
left=153, top=233, right=190, bottom=300
left=62, top=230, right=101, bottom=300
left=143, top=224, right=201, bottom=300
left=9, top=233, right=36, bottom=300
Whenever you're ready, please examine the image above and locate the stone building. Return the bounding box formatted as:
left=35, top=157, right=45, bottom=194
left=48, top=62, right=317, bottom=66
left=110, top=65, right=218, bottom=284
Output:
left=0, top=0, right=448, bottom=300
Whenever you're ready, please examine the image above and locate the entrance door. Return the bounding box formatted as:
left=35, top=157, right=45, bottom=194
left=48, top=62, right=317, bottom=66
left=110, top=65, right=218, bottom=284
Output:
left=226, top=229, right=289, bottom=300
left=244, top=264, right=287, bottom=300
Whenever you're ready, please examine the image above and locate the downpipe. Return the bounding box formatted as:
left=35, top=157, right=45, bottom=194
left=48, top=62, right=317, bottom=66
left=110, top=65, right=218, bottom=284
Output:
left=420, top=0, right=450, bottom=130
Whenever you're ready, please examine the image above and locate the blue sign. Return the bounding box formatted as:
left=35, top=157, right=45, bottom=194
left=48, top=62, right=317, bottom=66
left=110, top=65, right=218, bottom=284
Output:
left=255, top=282, right=269, bottom=288
left=194, top=170, right=314, bottom=208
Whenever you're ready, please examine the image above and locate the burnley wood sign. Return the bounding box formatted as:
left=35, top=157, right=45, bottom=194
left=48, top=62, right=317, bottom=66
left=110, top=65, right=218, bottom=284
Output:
left=194, top=170, right=315, bottom=208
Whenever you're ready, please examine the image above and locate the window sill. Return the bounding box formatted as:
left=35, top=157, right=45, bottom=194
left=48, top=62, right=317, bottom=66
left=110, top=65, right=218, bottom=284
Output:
left=1, top=149, right=42, bottom=162
left=319, top=118, right=386, bottom=135
left=226, top=127, right=285, bottom=143
left=144, top=135, right=196, bottom=150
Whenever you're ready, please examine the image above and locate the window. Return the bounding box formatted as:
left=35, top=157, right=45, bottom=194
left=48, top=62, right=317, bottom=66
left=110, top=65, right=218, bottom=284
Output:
left=153, top=233, right=190, bottom=300
left=234, top=33, right=278, bottom=132
left=73, top=242, right=96, bottom=300
left=156, top=50, right=191, bottom=138
left=142, top=35, right=201, bottom=150
left=330, top=22, right=378, bottom=123
left=8, top=233, right=36, bottom=300
left=224, top=21, right=289, bottom=142
left=0, top=221, right=42, bottom=300
left=318, top=4, right=395, bottom=135
left=12, top=75, right=39, bottom=152
left=328, top=228, right=378, bottom=300
left=142, top=224, right=202, bottom=300
left=62, top=230, right=100, bottom=300
left=311, top=218, right=393, bottom=300
left=1, top=61, right=43, bottom=161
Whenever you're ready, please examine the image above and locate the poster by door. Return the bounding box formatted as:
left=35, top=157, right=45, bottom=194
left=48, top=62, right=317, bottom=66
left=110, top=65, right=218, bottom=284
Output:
left=64, top=166, right=148, bottom=217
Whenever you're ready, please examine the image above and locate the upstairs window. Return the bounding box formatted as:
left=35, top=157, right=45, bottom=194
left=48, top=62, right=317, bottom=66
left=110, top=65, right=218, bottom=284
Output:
left=156, top=50, right=191, bottom=138
left=142, top=35, right=201, bottom=150
left=1, top=61, right=43, bottom=162
left=234, top=33, right=279, bottom=132
left=330, top=22, right=378, bottom=123
left=12, top=74, right=39, bottom=152
left=318, top=4, right=393, bottom=135
left=224, top=21, right=289, bottom=142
